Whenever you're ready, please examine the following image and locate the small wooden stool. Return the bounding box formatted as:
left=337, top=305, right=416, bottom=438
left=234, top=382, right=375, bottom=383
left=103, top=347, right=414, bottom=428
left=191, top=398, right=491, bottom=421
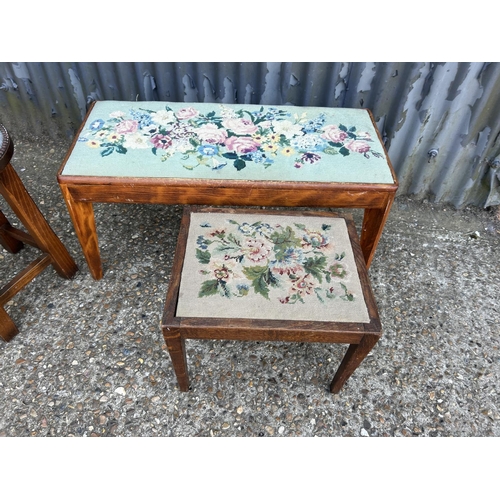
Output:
left=162, top=207, right=382, bottom=393
left=0, top=124, right=78, bottom=341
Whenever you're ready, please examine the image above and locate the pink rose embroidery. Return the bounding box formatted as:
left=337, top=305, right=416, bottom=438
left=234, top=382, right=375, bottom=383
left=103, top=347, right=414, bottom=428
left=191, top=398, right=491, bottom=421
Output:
left=345, top=140, right=371, bottom=153
left=196, top=123, right=228, bottom=144
left=150, top=134, right=172, bottom=150
left=175, top=107, right=199, bottom=120
left=225, top=136, right=259, bottom=154
left=222, top=117, right=258, bottom=135
left=321, top=125, right=348, bottom=143
left=115, top=120, right=139, bottom=134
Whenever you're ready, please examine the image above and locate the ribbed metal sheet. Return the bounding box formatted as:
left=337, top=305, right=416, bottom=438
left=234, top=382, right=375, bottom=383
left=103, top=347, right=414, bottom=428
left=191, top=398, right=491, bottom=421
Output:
left=1, top=62, right=499, bottom=207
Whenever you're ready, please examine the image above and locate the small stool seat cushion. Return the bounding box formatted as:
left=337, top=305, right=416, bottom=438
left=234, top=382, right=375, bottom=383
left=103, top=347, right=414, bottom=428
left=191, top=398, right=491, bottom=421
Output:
left=176, top=211, right=370, bottom=323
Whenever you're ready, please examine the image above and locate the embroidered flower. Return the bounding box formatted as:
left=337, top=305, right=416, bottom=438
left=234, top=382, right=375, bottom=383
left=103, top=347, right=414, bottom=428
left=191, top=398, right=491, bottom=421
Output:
left=107, top=133, right=122, bottom=143
left=291, top=135, right=327, bottom=152
left=249, top=151, right=267, bottom=163
left=273, top=120, right=304, bottom=139
left=243, top=238, right=272, bottom=262
left=290, top=274, right=316, bottom=296
left=151, top=109, right=176, bottom=126
left=222, top=117, right=258, bottom=135
left=115, top=120, right=139, bottom=134
left=196, top=123, right=228, bottom=144
left=329, top=263, right=347, bottom=278
left=210, top=260, right=235, bottom=281
left=321, top=124, right=348, bottom=143
left=301, top=152, right=321, bottom=164
left=124, top=133, right=151, bottom=149
left=150, top=134, right=172, bottom=150
left=255, top=223, right=273, bottom=238
left=302, top=230, right=331, bottom=250
left=271, top=247, right=304, bottom=275
left=281, top=147, right=295, bottom=156
left=198, top=144, right=219, bottom=156
left=238, top=223, right=255, bottom=236
left=225, top=136, right=259, bottom=155
left=344, top=139, right=371, bottom=153
left=130, top=110, right=153, bottom=128
left=175, top=107, right=199, bottom=120
left=89, top=119, right=105, bottom=131
left=263, top=143, right=278, bottom=154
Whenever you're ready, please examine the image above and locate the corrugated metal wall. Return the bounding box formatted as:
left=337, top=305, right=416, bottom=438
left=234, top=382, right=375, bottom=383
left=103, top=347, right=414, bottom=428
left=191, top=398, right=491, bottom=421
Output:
left=1, top=62, right=499, bottom=208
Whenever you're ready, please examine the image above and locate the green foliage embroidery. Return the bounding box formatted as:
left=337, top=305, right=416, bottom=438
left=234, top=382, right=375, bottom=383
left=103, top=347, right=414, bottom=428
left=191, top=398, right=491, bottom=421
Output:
left=303, top=255, right=327, bottom=283
left=198, top=279, right=219, bottom=297
left=196, top=248, right=211, bottom=264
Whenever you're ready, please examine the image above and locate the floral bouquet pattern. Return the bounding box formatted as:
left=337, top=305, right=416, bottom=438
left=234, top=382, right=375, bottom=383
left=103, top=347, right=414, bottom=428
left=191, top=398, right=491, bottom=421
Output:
left=193, top=217, right=356, bottom=305
left=80, top=104, right=383, bottom=173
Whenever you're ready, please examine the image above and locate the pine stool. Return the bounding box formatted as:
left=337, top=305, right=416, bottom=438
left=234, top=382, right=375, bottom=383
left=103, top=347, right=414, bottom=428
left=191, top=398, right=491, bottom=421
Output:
left=162, top=207, right=382, bottom=393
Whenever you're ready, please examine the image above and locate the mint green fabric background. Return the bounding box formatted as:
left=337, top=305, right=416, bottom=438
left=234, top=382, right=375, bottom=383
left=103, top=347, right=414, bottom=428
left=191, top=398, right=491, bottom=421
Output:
left=62, top=101, right=394, bottom=184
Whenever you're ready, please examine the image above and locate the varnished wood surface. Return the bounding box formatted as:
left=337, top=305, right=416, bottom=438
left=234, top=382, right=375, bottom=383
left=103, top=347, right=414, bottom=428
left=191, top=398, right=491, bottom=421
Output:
left=162, top=207, right=382, bottom=394
left=1, top=164, right=78, bottom=279
left=0, top=306, right=18, bottom=342
left=64, top=181, right=396, bottom=209
left=0, top=254, right=52, bottom=306
left=1, top=157, right=78, bottom=341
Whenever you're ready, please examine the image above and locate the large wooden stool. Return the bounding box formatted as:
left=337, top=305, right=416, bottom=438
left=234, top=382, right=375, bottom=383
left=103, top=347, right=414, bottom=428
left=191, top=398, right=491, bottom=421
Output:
left=162, top=207, right=382, bottom=394
left=0, top=124, right=78, bottom=341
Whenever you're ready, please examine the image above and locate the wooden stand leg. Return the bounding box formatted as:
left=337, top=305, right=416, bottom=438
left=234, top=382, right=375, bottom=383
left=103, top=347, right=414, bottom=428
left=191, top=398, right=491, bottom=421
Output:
left=59, top=184, right=102, bottom=280
left=0, top=164, right=78, bottom=279
left=0, top=306, right=19, bottom=342
left=330, top=335, right=379, bottom=394
left=360, top=195, right=395, bottom=269
left=163, top=328, right=190, bottom=391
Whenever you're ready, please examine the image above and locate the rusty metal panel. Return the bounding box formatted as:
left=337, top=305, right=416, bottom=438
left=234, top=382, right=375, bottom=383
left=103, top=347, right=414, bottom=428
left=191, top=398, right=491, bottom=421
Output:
left=1, top=62, right=499, bottom=207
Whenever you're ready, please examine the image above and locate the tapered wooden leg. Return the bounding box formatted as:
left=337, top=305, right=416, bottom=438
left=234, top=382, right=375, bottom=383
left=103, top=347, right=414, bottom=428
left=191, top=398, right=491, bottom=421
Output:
left=0, top=210, right=24, bottom=253
left=59, top=184, right=102, bottom=280
left=0, top=164, right=78, bottom=279
left=0, top=306, right=18, bottom=342
left=360, top=195, right=395, bottom=269
left=163, top=328, right=190, bottom=391
left=330, top=334, right=379, bottom=393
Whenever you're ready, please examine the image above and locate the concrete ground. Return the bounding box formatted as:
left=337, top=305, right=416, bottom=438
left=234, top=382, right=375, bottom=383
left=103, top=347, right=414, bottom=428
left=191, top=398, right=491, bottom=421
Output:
left=1, top=133, right=499, bottom=437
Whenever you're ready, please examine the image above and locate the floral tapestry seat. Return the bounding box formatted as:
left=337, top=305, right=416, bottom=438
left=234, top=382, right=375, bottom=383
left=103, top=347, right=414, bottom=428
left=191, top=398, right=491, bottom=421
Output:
left=62, top=101, right=394, bottom=185
left=162, top=207, right=382, bottom=394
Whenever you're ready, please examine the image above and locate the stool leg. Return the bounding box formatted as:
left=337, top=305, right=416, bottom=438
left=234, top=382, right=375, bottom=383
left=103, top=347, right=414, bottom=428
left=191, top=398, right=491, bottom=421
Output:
left=0, top=306, right=19, bottom=342
left=163, top=328, right=190, bottom=391
left=0, top=164, right=78, bottom=279
left=59, top=184, right=102, bottom=280
left=330, top=335, right=379, bottom=393
left=360, top=195, right=395, bottom=269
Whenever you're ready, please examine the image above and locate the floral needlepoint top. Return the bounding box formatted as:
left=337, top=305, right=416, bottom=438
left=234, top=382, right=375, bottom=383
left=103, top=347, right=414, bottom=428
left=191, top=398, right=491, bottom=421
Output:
left=176, top=213, right=370, bottom=323
left=78, top=103, right=383, bottom=172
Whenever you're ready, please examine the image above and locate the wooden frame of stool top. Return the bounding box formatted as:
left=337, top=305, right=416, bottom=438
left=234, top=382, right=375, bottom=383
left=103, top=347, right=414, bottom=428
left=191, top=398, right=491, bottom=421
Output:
left=162, top=207, right=382, bottom=394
